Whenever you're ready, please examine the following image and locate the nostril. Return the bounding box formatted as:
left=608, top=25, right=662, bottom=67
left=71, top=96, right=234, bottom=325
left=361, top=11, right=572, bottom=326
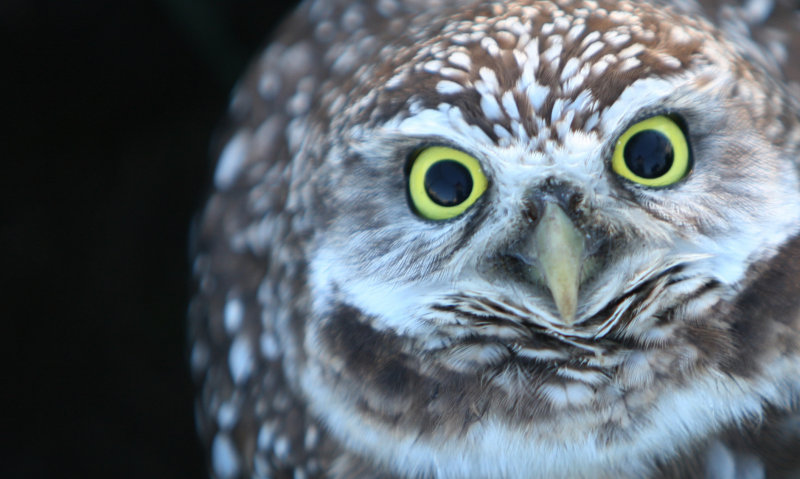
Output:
left=567, top=192, right=585, bottom=216
left=521, top=197, right=541, bottom=224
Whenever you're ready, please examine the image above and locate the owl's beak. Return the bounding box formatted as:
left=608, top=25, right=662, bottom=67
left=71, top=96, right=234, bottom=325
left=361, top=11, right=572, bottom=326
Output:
left=530, top=202, right=585, bottom=325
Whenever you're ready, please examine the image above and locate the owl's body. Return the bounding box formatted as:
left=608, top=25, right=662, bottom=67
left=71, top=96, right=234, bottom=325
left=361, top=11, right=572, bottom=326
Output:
left=189, top=0, right=800, bottom=477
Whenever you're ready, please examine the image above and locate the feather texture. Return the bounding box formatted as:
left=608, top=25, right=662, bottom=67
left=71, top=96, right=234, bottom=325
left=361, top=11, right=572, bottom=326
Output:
left=189, top=0, right=800, bottom=477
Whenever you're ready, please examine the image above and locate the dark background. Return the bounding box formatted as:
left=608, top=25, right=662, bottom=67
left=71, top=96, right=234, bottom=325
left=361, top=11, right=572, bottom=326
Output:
left=5, top=1, right=297, bottom=477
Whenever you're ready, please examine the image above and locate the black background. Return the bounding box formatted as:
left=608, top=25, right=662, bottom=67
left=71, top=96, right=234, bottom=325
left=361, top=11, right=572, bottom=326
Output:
left=5, top=1, right=298, bottom=477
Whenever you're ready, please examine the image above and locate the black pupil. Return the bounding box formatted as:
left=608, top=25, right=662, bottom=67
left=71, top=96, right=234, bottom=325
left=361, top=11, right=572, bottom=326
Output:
left=424, top=160, right=473, bottom=207
left=623, top=130, right=674, bottom=179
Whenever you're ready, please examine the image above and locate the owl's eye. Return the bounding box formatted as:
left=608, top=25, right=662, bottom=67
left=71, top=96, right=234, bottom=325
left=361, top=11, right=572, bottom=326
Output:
left=611, top=115, right=691, bottom=187
left=408, top=146, right=488, bottom=220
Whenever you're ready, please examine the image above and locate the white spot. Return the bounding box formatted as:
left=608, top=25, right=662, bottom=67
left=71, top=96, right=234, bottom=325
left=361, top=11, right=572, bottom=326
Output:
left=584, top=111, right=600, bottom=131
left=274, top=435, right=291, bottom=462
left=308, top=0, right=332, bottom=21
left=305, top=424, right=319, bottom=450
left=669, top=25, right=693, bottom=44
left=603, top=31, right=631, bottom=48
left=560, top=57, right=581, bottom=81
left=526, top=82, right=550, bottom=112
left=566, top=23, right=586, bottom=42
left=480, top=94, right=504, bottom=121
left=281, top=42, right=314, bottom=76
left=287, top=90, right=311, bottom=116
left=655, top=53, right=681, bottom=69
left=634, top=27, right=656, bottom=43
left=214, top=132, right=249, bottom=190
left=376, top=0, right=399, bottom=17
left=563, top=64, right=590, bottom=94
left=257, top=72, right=281, bottom=99
left=618, top=43, right=645, bottom=59
left=742, top=0, right=773, bottom=23
left=331, top=44, right=360, bottom=74
left=512, top=49, right=527, bottom=68
left=286, top=117, right=307, bottom=153
left=551, top=98, right=565, bottom=123
left=557, top=366, right=608, bottom=385
left=217, top=401, right=239, bottom=430
left=501, top=91, right=520, bottom=120
left=314, top=20, right=335, bottom=42
left=619, top=57, right=642, bottom=71
left=438, top=67, right=467, bottom=79
left=260, top=332, right=281, bottom=360
left=554, top=110, right=575, bottom=140
left=258, top=421, right=277, bottom=450
left=590, top=59, right=610, bottom=76
left=436, top=80, right=464, bottom=95
left=223, top=298, right=244, bottom=335
left=516, top=347, right=569, bottom=361
left=229, top=336, right=254, bottom=384
left=518, top=38, right=540, bottom=89
left=450, top=33, right=470, bottom=45
left=509, top=19, right=530, bottom=37
left=385, top=71, right=406, bottom=90
left=542, top=39, right=563, bottom=66
left=212, top=434, right=240, bottom=479
left=447, top=51, right=472, bottom=71
left=581, top=41, right=604, bottom=61
left=341, top=4, right=364, bottom=32
left=511, top=120, right=529, bottom=141
left=422, top=60, right=444, bottom=74
left=493, top=124, right=512, bottom=140
left=553, top=16, right=571, bottom=32
left=608, top=10, right=634, bottom=24
left=480, top=36, right=501, bottom=56
left=477, top=67, right=500, bottom=93
left=580, top=30, right=601, bottom=47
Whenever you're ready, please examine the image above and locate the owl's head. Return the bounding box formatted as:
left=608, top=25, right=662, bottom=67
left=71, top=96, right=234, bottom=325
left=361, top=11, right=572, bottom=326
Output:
left=213, top=0, right=800, bottom=476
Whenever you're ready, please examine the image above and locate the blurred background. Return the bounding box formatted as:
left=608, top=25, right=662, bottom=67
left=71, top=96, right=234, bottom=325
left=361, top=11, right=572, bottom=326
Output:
left=4, top=1, right=297, bottom=476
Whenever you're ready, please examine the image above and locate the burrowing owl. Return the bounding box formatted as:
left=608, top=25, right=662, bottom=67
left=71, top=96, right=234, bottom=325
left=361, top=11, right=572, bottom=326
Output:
left=189, top=0, right=800, bottom=477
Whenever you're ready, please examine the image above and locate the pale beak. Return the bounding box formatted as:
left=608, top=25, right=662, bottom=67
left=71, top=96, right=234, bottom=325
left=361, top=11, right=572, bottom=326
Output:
left=530, top=202, right=585, bottom=324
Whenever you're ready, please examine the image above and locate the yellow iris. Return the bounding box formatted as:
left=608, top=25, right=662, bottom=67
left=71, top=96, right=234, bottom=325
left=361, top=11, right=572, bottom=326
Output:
left=408, top=146, right=488, bottom=220
left=611, top=115, right=691, bottom=187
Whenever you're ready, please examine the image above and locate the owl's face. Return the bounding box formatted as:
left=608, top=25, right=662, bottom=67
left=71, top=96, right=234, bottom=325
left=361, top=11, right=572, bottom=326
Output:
left=288, top=0, right=800, bottom=475
left=195, top=0, right=800, bottom=477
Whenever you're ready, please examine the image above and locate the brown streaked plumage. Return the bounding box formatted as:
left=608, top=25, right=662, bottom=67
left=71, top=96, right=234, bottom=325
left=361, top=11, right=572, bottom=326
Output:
left=189, top=0, right=800, bottom=477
